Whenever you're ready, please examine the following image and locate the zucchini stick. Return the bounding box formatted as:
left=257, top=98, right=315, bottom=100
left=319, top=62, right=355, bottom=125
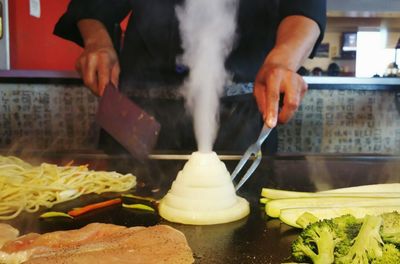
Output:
left=261, top=183, right=400, bottom=200
left=122, top=203, right=155, bottom=212
left=266, top=197, right=400, bottom=218
left=320, top=183, right=400, bottom=193
left=261, top=190, right=400, bottom=200
left=279, top=206, right=400, bottom=228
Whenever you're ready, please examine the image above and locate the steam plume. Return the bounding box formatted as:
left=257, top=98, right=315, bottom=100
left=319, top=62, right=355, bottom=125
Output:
left=176, top=0, right=239, bottom=152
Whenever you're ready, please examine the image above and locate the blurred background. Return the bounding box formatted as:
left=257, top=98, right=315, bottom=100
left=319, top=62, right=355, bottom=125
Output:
left=0, top=0, right=399, bottom=155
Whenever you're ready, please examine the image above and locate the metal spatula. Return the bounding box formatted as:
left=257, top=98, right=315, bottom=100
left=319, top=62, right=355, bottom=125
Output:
left=96, top=83, right=161, bottom=161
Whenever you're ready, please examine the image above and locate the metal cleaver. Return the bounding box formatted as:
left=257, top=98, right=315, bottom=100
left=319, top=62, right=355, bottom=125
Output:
left=96, top=83, right=161, bottom=161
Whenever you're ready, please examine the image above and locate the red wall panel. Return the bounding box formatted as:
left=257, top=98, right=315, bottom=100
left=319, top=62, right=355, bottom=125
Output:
left=8, top=0, right=82, bottom=70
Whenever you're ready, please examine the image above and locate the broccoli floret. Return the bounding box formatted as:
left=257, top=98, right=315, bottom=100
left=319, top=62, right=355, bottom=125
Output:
left=291, top=219, right=338, bottom=264
left=371, top=243, right=400, bottom=264
left=332, top=214, right=362, bottom=239
left=380, top=211, right=400, bottom=246
left=331, top=214, right=363, bottom=258
left=291, top=213, right=399, bottom=264
left=336, top=215, right=384, bottom=264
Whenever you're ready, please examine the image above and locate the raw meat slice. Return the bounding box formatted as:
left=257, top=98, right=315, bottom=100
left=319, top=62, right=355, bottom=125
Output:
left=1, top=223, right=194, bottom=264
left=0, top=224, right=19, bottom=248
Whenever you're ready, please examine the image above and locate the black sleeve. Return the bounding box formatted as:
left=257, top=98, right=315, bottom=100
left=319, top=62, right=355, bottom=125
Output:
left=53, top=0, right=131, bottom=47
left=279, top=0, right=327, bottom=58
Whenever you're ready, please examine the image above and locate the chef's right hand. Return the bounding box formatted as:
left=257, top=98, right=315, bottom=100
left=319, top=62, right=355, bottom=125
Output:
left=76, top=19, right=120, bottom=96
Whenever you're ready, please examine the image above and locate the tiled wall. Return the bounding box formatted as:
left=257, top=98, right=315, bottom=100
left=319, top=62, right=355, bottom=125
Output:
left=0, top=83, right=99, bottom=151
left=1, top=83, right=399, bottom=154
left=277, top=89, right=400, bottom=154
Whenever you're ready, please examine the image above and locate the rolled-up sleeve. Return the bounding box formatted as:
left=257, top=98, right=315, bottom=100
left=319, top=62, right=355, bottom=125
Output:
left=54, top=0, right=131, bottom=47
left=279, top=0, right=327, bottom=58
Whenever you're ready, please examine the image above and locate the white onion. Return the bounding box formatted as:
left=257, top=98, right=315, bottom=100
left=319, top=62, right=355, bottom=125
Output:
left=159, top=152, right=250, bottom=225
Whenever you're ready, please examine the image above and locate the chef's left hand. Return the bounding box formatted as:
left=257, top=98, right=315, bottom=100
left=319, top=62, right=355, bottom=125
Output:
left=253, top=63, right=307, bottom=128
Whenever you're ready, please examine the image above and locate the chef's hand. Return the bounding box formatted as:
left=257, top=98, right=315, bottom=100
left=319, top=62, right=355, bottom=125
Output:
left=76, top=19, right=120, bottom=96
left=253, top=15, right=320, bottom=128
left=254, top=64, right=307, bottom=128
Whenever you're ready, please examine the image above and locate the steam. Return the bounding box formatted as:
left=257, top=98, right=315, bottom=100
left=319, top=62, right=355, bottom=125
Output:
left=176, top=0, right=239, bottom=153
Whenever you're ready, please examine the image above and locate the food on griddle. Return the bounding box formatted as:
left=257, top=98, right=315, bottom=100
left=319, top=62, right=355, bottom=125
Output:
left=39, top=199, right=156, bottom=219
left=380, top=211, right=400, bottom=246
left=261, top=183, right=400, bottom=227
left=281, top=206, right=400, bottom=228
left=67, top=198, right=122, bottom=217
left=0, top=224, right=19, bottom=248
left=319, top=183, right=400, bottom=194
left=159, top=151, right=249, bottom=225
left=261, top=183, right=400, bottom=200
left=0, top=223, right=194, bottom=264
left=267, top=197, right=400, bottom=218
left=291, top=212, right=400, bottom=264
left=39, top=211, right=73, bottom=219
left=0, top=155, right=136, bottom=220
left=122, top=203, right=155, bottom=211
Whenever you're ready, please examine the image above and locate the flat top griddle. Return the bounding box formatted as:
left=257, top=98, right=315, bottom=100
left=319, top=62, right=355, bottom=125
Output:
left=2, top=153, right=400, bottom=263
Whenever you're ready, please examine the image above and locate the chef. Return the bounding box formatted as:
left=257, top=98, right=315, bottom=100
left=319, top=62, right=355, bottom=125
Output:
left=54, top=0, right=326, bottom=154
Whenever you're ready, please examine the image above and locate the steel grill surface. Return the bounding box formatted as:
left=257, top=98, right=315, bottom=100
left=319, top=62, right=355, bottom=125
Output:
left=2, top=152, right=399, bottom=263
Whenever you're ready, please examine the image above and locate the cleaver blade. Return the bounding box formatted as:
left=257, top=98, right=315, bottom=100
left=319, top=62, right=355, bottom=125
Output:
left=96, top=84, right=161, bottom=161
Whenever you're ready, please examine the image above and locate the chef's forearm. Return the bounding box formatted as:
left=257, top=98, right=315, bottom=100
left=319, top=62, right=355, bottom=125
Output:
left=264, top=15, right=321, bottom=71
left=77, top=19, right=114, bottom=49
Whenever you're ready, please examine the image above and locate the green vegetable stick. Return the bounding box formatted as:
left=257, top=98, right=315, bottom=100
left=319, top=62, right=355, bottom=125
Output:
left=261, top=183, right=400, bottom=200
left=280, top=206, right=400, bottom=228
left=266, top=197, right=400, bottom=218
left=321, top=183, right=400, bottom=193
left=122, top=203, right=155, bottom=212
left=40, top=211, right=74, bottom=219
left=261, top=189, right=400, bottom=200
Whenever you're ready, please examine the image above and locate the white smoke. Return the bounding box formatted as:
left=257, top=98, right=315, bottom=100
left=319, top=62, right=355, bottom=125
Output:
left=176, top=0, right=239, bottom=153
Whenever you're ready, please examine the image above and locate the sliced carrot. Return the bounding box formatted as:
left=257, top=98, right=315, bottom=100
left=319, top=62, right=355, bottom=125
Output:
left=65, top=160, right=74, bottom=166
left=68, top=198, right=122, bottom=217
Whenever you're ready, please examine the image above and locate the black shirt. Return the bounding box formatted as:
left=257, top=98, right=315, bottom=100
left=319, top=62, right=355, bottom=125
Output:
left=54, top=0, right=326, bottom=154
left=54, top=0, right=326, bottom=87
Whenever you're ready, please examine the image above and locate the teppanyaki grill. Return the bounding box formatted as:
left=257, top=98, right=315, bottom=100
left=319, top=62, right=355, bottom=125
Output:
left=2, top=152, right=400, bottom=264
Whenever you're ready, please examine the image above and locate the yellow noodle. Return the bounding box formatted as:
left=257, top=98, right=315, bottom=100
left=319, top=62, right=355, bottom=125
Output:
left=0, top=155, right=136, bottom=220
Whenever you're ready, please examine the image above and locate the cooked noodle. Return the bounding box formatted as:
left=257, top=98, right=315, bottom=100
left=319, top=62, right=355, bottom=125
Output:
left=0, top=155, right=136, bottom=220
